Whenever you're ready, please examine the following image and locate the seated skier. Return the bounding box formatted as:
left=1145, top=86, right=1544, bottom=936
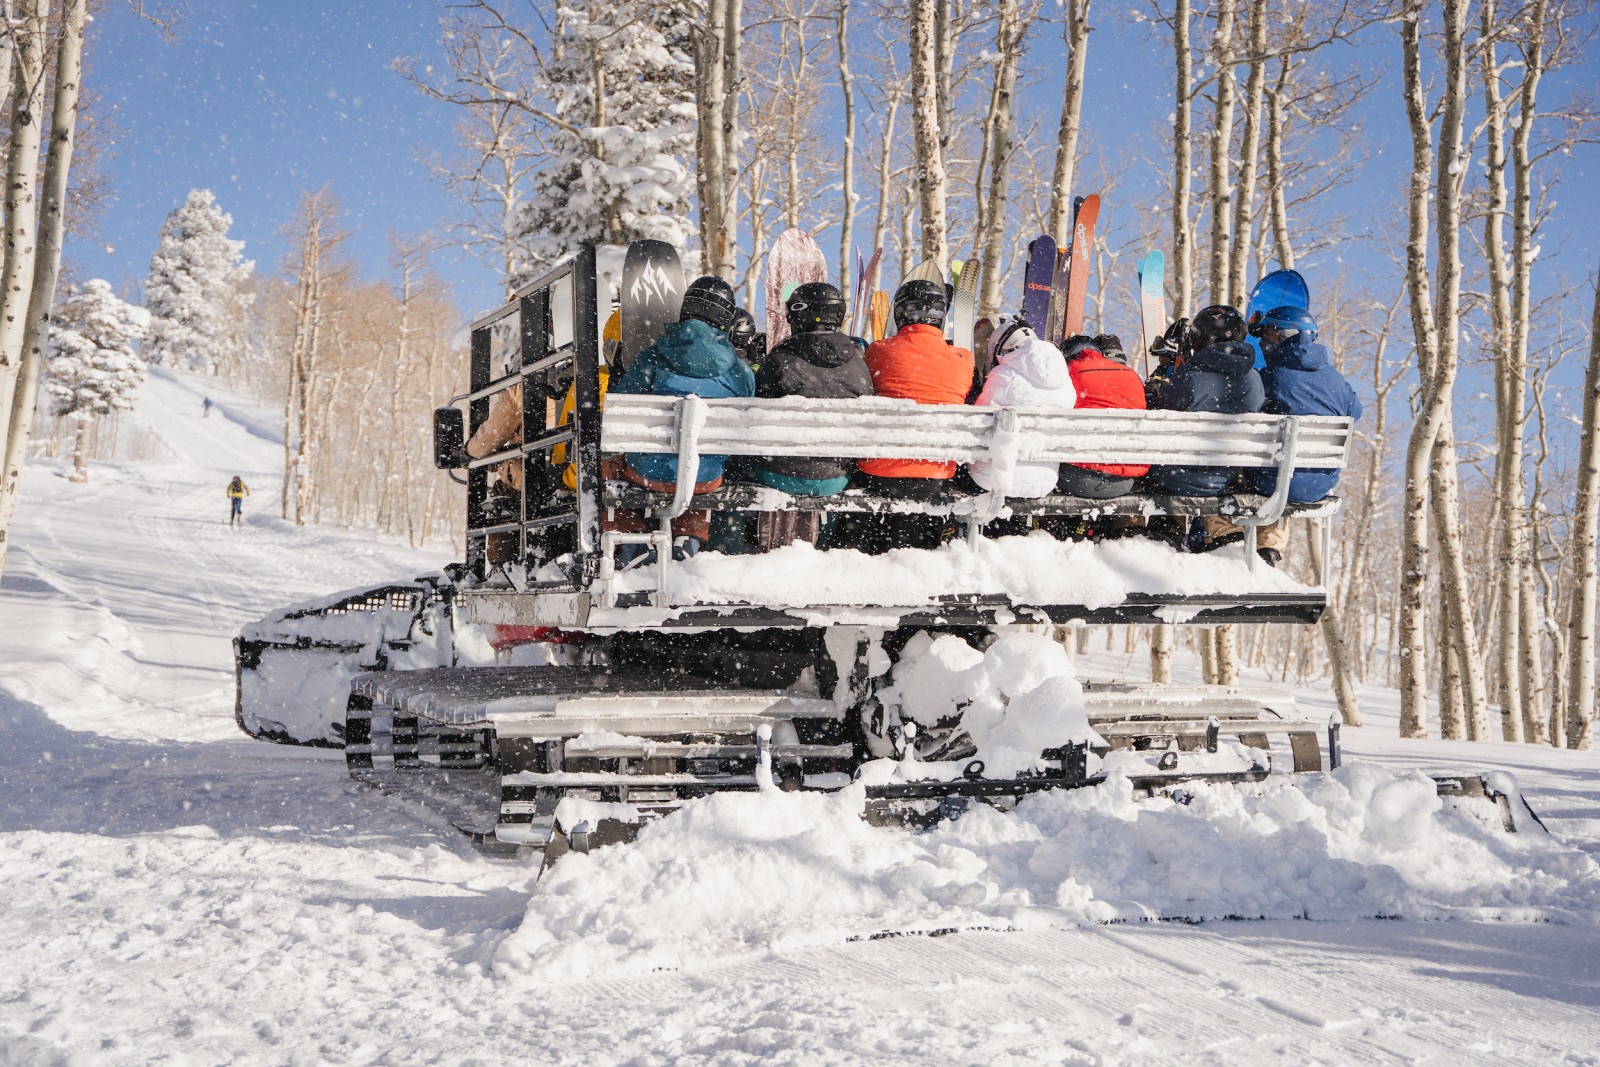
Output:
left=1200, top=305, right=1363, bottom=565
left=1056, top=334, right=1148, bottom=499
left=969, top=318, right=1076, bottom=498
left=1142, top=306, right=1264, bottom=545
left=752, top=282, right=875, bottom=550
left=605, top=275, right=755, bottom=563
left=850, top=278, right=974, bottom=551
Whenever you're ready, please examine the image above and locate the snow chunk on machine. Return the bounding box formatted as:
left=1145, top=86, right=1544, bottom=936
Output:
left=234, top=243, right=1541, bottom=865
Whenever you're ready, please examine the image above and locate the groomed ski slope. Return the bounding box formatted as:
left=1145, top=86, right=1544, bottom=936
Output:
left=1, top=367, right=1598, bottom=1065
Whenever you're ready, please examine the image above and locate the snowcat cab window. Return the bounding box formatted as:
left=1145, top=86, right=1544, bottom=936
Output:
left=461, top=248, right=602, bottom=588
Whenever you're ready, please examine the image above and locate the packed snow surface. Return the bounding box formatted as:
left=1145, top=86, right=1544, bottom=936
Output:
left=3, top=367, right=1599, bottom=1064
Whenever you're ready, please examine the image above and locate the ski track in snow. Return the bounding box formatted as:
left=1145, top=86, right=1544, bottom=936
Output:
left=1, top=367, right=1599, bottom=1065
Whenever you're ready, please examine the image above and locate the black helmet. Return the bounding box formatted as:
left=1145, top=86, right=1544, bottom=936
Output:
left=892, top=279, right=947, bottom=329
left=786, top=281, right=846, bottom=333
left=727, top=306, right=757, bottom=349
left=679, top=275, right=738, bottom=331
left=1192, top=305, right=1247, bottom=346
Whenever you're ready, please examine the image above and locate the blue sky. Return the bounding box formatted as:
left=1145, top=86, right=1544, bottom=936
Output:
left=73, top=0, right=492, bottom=301
left=74, top=1, right=1598, bottom=371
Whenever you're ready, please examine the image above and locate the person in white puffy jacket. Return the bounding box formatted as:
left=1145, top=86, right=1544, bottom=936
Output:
left=968, top=319, right=1078, bottom=497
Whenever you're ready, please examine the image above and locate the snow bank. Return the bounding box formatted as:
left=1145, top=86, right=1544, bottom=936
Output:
left=496, top=763, right=1600, bottom=984
left=613, top=531, right=1310, bottom=608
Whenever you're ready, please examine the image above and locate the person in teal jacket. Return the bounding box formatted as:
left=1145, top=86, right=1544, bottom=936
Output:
left=607, top=276, right=755, bottom=559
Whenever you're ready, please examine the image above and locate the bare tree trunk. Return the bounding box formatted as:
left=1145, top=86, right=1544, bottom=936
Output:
left=1171, top=0, right=1194, bottom=317
left=1396, top=0, right=1472, bottom=738
left=1048, top=0, right=1091, bottom=245
left=1566, top=281, right=1600, bottom=749
left=1439, top=594, right=1465, bottom=739
left=910, top=0, right=948, bottom=267
left=1227, top=0, right=1267, bottom=306
left=1431, top=424, right=1492, bottom=739
left=1205, top=0, right=1238, bottom=306
left=871, top=83, right=902, bottom=263
left=836, top=0, right=857, bottom=287
left=1308, top=521, right=1363, bottom=726
left=68, top=418, right=90, bottom=483
left=0, top=0, right=52, bottom=431
left=975, top=0, right=1020, bottom=320
left=0, top=0, right=87, bottom=577
left=1265, top=57, right=1294, bottom=269
left=1150, top=625, right=1173, bottom=684
left=1481, top=0, right=1524, bottom=742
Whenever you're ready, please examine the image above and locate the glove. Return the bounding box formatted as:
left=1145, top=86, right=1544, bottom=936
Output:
left=1150, top=317, right=1189, bottom=360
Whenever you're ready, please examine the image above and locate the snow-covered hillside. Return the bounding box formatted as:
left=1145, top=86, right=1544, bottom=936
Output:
left=2, top=368, right=1598, bottom=1065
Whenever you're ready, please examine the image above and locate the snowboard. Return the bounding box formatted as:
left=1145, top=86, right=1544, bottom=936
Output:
left=904, top=258, right=946, bottom=286
left=868, top=289, right=891, bottom=341
left=619, top=240, right=685, bottom=365
left=1246, top=268, right=1311, bottom=367
left=950, top=256, right=979, bottom=353
left=1020, top=234, right=1057, bottom=333
left=766, top=229, right=829, bottom=349
left=1059, top=193, right=1101, bottom=340
left=1136, top=250, right=1166, bottom=375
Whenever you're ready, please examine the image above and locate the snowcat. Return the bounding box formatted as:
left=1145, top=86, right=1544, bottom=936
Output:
left=234, top=241, right=1539, bottom=864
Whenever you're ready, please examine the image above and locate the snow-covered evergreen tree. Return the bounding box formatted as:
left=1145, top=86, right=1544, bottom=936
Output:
left=142, top=189, right=254, bottom=375
left=511, top=1, right=698, bottom=280
left=44, top=280, right=151, bottom=483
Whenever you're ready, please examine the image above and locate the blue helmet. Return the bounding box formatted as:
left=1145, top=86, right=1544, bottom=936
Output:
left=1249, top=305, right=1317, bottom=342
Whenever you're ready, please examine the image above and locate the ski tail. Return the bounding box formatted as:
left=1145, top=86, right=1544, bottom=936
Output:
left=1020, top=235, right=1056, bottom=333
left=868, top=289, right=890, bottom=341
left=1137, top=250, right=1167, bottom=378
left=951, top=256, right=979, bottom=352
left=1060, top=193, right=1101, bottom=341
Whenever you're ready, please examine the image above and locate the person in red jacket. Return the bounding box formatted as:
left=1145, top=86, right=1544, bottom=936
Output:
left=1057, top=334, right=1149, bottom=498
left=848, top=279, right=974, bottom=552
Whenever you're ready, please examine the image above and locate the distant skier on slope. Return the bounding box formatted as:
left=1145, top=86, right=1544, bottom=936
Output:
left=226, top=476, right=249, bottom=526
left=203, top=396, right=212, bottom=417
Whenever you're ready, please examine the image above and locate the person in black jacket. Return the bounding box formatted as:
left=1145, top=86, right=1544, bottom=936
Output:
left=1142, top=306, right=1264, bottom=549
left=754, top=281, right=875, bottom=549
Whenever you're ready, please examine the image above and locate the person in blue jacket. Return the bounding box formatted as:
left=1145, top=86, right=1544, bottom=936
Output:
left=605, top=275, right=756, bottom=561
left=1199, top=305, right=1363, bottom=564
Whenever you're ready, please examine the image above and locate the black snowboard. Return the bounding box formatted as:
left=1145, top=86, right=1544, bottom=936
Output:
left=619, top=240, right=686, bottom=367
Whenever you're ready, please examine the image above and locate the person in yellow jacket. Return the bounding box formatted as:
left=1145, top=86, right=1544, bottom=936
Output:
left=226, top=475, right=249, bottom=527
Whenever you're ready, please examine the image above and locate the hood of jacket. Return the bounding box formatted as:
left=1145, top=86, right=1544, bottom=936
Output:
left=996, top=336, right=1071, bottom=390
left=1185, top=339, right=1257, bottom=376
left=777, top=329, right=861, bottom=369
left=656, top=318, right=742, bottom=377
left=1263, top=336, right=1331, bottom=373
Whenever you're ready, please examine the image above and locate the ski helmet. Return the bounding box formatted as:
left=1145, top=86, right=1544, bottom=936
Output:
left=1060, top=334, right=1099, bottom=361
left=892, top=279, right=948, bottom=329
left=1092, top=334, right=1130, bottom=365
left=1191, top=305, right=1247, bottom=346
left=727, top=307, right=759, bottom=357
left=786, top=281, right=847, bottom=333
left=987, top=316, right=1037, bottom=363
left=1249, top=305, right=1318, bottom=343
left=679, top=275, right=738, bottom=331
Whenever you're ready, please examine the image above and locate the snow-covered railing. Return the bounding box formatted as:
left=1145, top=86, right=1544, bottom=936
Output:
left=600, top=395, right=1354, bottom=569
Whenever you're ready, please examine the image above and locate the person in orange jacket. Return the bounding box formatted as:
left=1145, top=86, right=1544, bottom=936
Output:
left=849, top=279, right=973, bottom=551
left=858, top=279, right=974, bottom=492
